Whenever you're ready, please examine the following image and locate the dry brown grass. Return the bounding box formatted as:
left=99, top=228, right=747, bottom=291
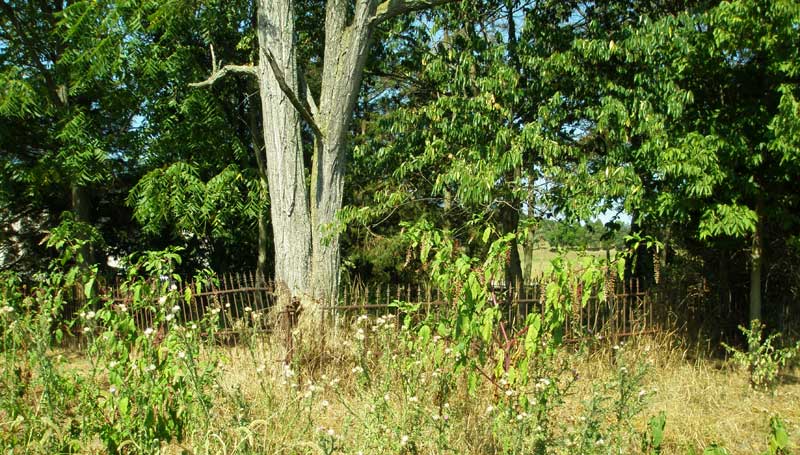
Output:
left=177, top=328, right=800, bottom=454
left=565, top=334, right=800, bottom=454
left=34, top=324, right=799, bottom=454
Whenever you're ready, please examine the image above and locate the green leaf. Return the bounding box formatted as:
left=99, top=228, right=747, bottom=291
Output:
left=418, top=325, right=431, bottom=346
left=480, top=310, right=494, bottom=343
left=616, top=257, right=626, bottom=281
left=524, top=314, right=542, bottom=355
left=482, top=226, right=491, bottom=243
left=83, top=277, right=95, bottom=299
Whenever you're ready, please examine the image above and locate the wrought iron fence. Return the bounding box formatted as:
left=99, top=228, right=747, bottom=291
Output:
left=58, top=272, right=660, bottom=345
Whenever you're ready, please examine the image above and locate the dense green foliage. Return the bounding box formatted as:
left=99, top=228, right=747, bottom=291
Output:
left=1, top=1, right=799, bottom=451
left=2, top=0, right=798, bottom=328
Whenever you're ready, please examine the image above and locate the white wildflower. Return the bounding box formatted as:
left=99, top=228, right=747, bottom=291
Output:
left=177, top=351, right=186, bottom=360
left=158, top=295, right=167, bottom=305
left=400, top=435, right=409, bottom=446
left=144, top=327, right=154, bottom=336
left=171, top=305, right=180, bottom=314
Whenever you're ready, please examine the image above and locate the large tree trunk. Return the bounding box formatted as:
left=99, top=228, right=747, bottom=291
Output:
left=257, top=0, right=312, bottom=299
left=250, top=0, right=454, bottom=324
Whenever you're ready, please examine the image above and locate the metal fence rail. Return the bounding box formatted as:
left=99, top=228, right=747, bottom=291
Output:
left=58, top=272, right=660, bottom=345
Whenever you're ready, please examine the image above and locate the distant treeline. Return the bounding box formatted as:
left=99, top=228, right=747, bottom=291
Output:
left=532, top=219, right=629, bottom=250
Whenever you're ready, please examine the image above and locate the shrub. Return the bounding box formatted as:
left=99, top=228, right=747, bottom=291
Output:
left=723, top=321, right=800, bottom=390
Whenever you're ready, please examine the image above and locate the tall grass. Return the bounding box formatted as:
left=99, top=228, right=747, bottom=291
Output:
left=1, top=239, right=798, bottom=453
left=2, top=297, right=798, bottom=453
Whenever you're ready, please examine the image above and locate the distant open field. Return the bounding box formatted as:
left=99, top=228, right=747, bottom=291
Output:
left=522, top=245, right=616, bottom=279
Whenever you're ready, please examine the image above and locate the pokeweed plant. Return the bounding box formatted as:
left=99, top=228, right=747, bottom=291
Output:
left=401, top=218, right=632, bottom=452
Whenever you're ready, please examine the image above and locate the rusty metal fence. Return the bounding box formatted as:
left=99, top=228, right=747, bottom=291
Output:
left=59, top=272, right=660, bottom=344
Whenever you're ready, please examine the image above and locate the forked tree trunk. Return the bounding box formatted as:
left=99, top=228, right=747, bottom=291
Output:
left=196, top=0, right=455, bottom=327
left=310, top=1, right=375, bottom=305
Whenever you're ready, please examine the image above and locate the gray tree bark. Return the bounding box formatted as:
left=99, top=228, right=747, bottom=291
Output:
left=193, top=0, right=456, bottom=323
left=256, top=0, right=312, bottom=301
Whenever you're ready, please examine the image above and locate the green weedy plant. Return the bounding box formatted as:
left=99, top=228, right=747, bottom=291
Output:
left=641, top=411, right=666, bottom=454
left=0, top=217, right=101, bottom=452
left=763, top=416, right=792, bottom=455
left=722, top=321, right=800, bottom=390
left=75, top=247, right=221, bottom=453
left=401, top=219, right=647, bottom=453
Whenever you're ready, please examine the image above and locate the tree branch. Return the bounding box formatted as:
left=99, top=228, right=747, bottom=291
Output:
left=372, top=0, right=458, bottom=25
left=189, top=65, right=258, bottom=88
left=298, top=70, right=319, bottom=119
left=262, top=48, right=323, bottom=139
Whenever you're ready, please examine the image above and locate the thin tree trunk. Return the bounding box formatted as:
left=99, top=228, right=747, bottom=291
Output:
left=718, top=248, right=730, bottom=318
left=499, top=202, right=522, bottom=287
left=71, top=184, right=94, bottom=265
left=749, top=205, right=763, bottom=324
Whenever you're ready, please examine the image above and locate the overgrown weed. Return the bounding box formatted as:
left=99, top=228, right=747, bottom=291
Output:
left=2, top=227, right=798, bottom=453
